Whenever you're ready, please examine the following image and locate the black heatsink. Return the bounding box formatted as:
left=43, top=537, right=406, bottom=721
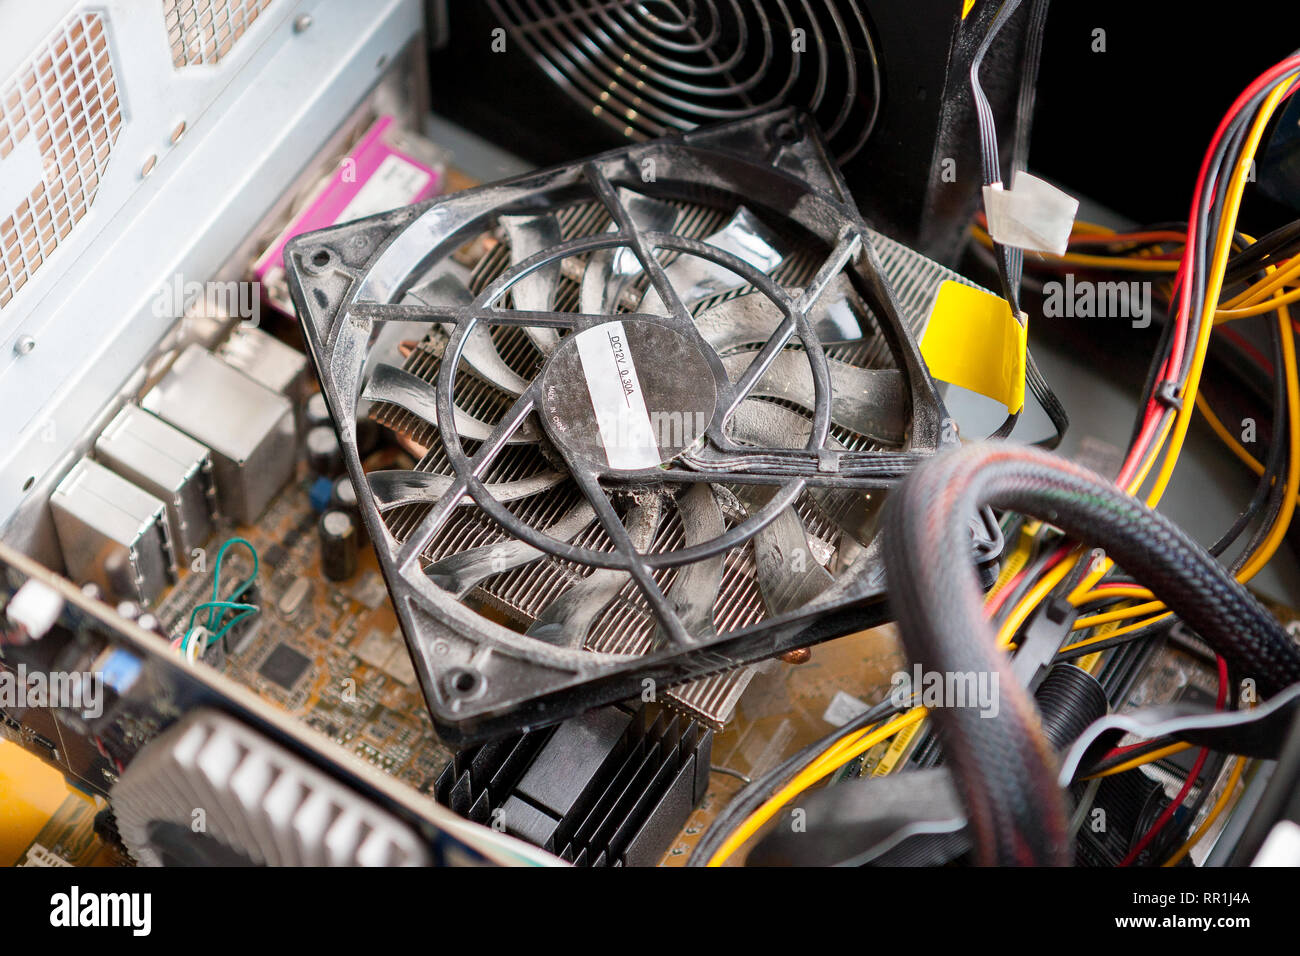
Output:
left=434, top=704, right=711, bottom=866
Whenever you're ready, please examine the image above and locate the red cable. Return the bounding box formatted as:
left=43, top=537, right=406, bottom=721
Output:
left=985, top=545, right=1069, bottom=618
left=1115, top=57, right=1300, bottom=485
left=1118, top=655, right=1229, bottom=866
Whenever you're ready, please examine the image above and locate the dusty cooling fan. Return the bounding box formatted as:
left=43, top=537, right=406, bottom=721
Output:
left=285, top=111, right=956, bottom=744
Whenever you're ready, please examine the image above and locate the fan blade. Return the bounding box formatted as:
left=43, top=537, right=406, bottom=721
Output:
left=407, top=274, right=531, bottom=395
left=499, top=214, right=562, bottom=355
left=638, top=206, right=782, bottom=314
left=579, top=189, right=678, bottom=314
left=720, top=351, right=906, bottom=445
left=363, top=364, right=539, bottom=444
left=525, top=496, right=663, bottom=648
left=578, top=250, right=615, bottom=316
left=425, top=502, right=597, bottom=598
left=728, top=400, right=883, bottom=547
left=739, top=486, right=834, bottom=615
left=368, top=469, right=563, bottom=513
left=695, top=281, right=865, bottom=353
left=653, top=484, right=726, bottom=644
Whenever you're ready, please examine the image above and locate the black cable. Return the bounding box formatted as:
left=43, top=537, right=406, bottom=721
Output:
left=1026, top=351, right=1070, bottom=448
left=987, top=408, right=1020, bottom=440
left=969, top=0, right=1026, bottom=313
left=1078, top=736, right=1180, bottom=779
left=882, top=442, right=1300, bottom=866
left=686, top=696, right=905, bottom=866
left=1208, top=322, right=1290, bottom=568
left=1053, top=619, right=1177, bottom=664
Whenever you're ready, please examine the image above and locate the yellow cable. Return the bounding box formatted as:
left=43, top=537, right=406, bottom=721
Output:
left=1195, top=390, right=1300, bottom=506
left=1063, top=415, right=1178, bottom=607
left=996, top=555, right=1076, bottom=648
left=1161, top=756, right=1247, bottom=867
left=1223, top=254, right=1300, bottom=309
left=1059, top=78, right=1298, bottom=627
left=1196, top=392, right=1267, bottom=476
left=1051, top=252, right=1181, bottom=273
left=1076, top=600, right=1167, bottom=629
left=1069, top=280, right=1300, bottom=627
left=1216, top=284, right=1300, bottom=320
left=705, top=708, right=926, bottom=866
left=1234, top=305, right=1299, bottom=582
left=1083, top=742, right=1192, bottom=780
left=1143, top=77, right=1295, bottom=510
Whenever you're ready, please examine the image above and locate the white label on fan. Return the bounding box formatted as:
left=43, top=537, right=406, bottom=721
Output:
left=574, top=321, right=660, bottom=470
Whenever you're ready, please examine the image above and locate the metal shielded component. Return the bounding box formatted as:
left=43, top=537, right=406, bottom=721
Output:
left=95, top=404, right=217, bottom=559
left=217, top=325, right=309, bottom=400
left=50, top=459, right=173, bottom=606
left=143, top=345, right=296, bottom=523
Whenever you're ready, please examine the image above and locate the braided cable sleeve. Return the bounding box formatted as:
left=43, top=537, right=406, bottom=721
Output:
left=881, top=442, right=1300, bottom=866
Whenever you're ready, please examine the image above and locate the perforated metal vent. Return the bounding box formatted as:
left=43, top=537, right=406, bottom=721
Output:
left=164, top=0, right=274, bottom=69
left=487, top=0, right=881, bottom=163
left=0, top=11, right=122, bottom=310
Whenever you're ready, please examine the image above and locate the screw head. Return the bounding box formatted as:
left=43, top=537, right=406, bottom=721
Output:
left=293, top=13, right=312, bottom=33
left=13, top=334, right=35, bottom=356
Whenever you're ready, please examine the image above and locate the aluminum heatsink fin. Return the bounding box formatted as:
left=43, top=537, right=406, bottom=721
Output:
left=110, top=710, right=429, bottom=867
left=526, top=497, right=663, bottom=648
left=425, top=501, right=597, bottom=599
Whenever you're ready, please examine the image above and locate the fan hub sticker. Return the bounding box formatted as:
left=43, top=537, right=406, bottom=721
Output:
left=540, top=320, right=717, bottom=472
left=572, top=321, right=660, bottom=470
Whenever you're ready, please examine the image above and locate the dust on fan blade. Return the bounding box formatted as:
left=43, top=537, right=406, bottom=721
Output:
left=637, top=206, right=783, bottom=314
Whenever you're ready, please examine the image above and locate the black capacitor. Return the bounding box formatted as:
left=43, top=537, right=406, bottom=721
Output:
left=306, top=425, right=342, bottom=477
left=305, top=392, right=332, bottom=430
left=318, top=509, right=358, bottom=581
left=330, top=475, right=368, bottom=547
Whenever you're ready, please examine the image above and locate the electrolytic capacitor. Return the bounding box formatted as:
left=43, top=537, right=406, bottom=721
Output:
left=330, top=474, right=358, bottom=513
left=305, top=425, right=342, bottom=477
left=330, top=475, right=367, bottom=546
left=305, top=392, right=331, bottom=431
left=318, top=509, right=358, bottom=581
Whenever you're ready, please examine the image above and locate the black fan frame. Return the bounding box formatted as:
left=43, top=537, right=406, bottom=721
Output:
left=285, top=110, right=952, bottom=744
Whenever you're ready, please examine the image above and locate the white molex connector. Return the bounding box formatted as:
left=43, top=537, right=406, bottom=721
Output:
left=5, top=578, right=64, bottom=639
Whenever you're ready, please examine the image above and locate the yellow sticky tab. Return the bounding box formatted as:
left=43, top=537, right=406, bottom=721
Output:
left=921, top=280, right=1027, bottom=413
left=962, top=0, right=977, bottom=19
